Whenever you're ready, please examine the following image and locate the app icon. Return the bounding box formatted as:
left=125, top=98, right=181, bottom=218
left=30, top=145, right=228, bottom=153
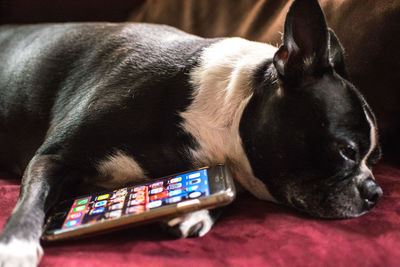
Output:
left=130, top=198, right=145, bottom=206
left=95, top=200, right=107, bottom=207
left=127, top=205, right=145, bottom=214
left=150, top=188, right=163, bottom=195
left=167, top=196, right=182, bottom=204
left=66, top=219, right=80, bottom=227
left=189, top=179, right=201, bottom=185
left=106, top=210, right=122, bottom=219
left=91, top=207, right=105, bottom=214
left=114, top=189, right=128, bottom=198
left=188, top=185, right=199, bottom=191
left=112, top=197, right=125, bottom=203
left=73, top=205, right=86, bottom=212
left=75, top=198, right=89, bottom=206
left=168, top=183, right=182, bottom=190
left=189, top=191, right=202, bottom=199
left=70, top=212, right=83, bottom=219
left=169, top=189, right=182, bottom=197
left=134, top=186, right=146, bottom=192
left=137, top=191, right=145, bottom=197
left=116, top=188, right=127, bottom=194
left=170, top=177, right=182, bottom=184
left=151, top=181, right=163, bottom=188
left=150, top=191, right=169, bottom=201
left=188, top=172, right=201, bottom=179
left=110, top=202, right=124, bottom=210
left=97, top=194, right=110, bottom=201
left=147, top=200, right=162, bottom=209
left=129, top=193, right=137, bottom=199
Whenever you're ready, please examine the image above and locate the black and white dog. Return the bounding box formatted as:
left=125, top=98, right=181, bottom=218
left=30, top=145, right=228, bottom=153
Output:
left=0, top=0, right=382, bottom=265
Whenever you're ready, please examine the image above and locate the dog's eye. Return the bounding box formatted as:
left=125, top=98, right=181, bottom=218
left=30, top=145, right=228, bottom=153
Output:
left=338, top=141, right=357, bottom=162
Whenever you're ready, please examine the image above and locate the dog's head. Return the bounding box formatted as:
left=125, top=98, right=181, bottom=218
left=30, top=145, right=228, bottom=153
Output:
left=240, top=0, right=382, bottom=218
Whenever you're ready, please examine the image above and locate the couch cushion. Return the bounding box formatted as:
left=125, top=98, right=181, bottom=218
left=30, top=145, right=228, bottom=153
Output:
left=1, top=163, right=399, bottom=266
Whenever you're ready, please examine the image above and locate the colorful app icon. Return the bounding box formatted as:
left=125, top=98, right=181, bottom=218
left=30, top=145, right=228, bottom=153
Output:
left=169, top=189, right=183, bottom=197
left=188, top=172, right=201, bottom=179
left=189, top=179, right=201, bottom=185
left=94, top=200, right=107, bottom=207
left=127, top=205, right=145, bottom=214
left=69, top=212, right=83, bottom=219
left=167, top=196, right=182, bottom=204
left=129, top=193, right=137, bottom=199
left=110, top=202, right=124, bottom=210
left=189, top=191, right=202, bottom=199
left=112, top=196, right=125, bottom=203
left=150, top=188, right=163, bottom=195
left=73, top=205, right=86, bottom=212
left=137, top=191, right=145, bottom=197
left=134, top=186, right=146, bottom=192
left=147, top=200, right=162, bottom=209
left=97, top=194, right=110, bottom=201
left=151, top=181, right=163, bottom=188
left=91, top=207, right=105, bottom=214
left=114, top=189, right=128, bottom=197
left=129, top=198, right=145, bottom=206
left=188, top=185, right=199, bottom=191
left=116, top=188, right=127, bottom=194
left=107, top=210, right=122, bottom=219
left=170, top=177, right=182, bottom=184
left=150, top=191, right=169, bottom=201
left=75, top=198, right=89, bottom=206
left=66, top=219, right=80, bottom=227
left=168, top=183, right=182, bottom=190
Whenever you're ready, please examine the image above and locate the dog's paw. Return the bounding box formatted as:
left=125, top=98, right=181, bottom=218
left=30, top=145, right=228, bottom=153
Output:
left=163, top=210, right=214, bottom=238
left=0, top=238, right=43, bottom=267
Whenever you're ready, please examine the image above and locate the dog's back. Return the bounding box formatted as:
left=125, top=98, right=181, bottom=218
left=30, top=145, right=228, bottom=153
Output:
left=0, top=23, right=218, bottom=175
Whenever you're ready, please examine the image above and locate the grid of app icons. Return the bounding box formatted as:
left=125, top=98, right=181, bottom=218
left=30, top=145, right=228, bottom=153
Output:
left=62, top=169, right=210, bottom=230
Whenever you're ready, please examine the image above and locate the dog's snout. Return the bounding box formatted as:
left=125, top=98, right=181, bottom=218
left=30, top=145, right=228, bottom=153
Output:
left=359, top=178, right=383, bottom=209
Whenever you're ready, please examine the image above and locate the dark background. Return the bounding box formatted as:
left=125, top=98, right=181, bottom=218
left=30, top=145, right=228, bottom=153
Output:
left=0, top=0, right=142, bottom=24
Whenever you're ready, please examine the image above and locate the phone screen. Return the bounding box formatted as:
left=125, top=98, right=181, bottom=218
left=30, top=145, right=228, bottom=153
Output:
left=57, top=168, right=210, bottom=233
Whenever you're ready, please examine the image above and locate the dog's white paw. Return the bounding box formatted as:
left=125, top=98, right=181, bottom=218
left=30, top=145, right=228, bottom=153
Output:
left=165, top=210, right=214, bottom=238
left=0, top=238, right=43, bottom=267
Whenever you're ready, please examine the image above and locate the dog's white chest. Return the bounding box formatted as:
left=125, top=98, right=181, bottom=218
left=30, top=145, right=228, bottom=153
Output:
left=181, top=38, right=277, bottom=202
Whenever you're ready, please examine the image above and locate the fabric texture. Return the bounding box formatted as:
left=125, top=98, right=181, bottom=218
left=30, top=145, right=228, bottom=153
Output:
left=1, top=163, right=399, bottom=266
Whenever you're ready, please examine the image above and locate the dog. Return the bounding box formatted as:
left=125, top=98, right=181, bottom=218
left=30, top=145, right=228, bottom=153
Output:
left=0, top=0, right=382, bottom=265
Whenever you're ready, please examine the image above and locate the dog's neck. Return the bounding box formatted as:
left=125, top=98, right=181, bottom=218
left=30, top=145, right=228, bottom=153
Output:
left=180, top=38, right=277, bottom=201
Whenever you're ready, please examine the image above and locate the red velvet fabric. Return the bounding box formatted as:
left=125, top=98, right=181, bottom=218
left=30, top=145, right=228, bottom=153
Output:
left=1, top=163, right=399, bottom=266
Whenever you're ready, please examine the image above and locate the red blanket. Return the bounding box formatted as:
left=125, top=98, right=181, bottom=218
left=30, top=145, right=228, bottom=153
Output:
left=1, top=163, right=399, bottom=266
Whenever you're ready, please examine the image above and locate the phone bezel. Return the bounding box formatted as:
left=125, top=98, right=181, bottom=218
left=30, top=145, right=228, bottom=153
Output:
left=42, top=164, right=235, bottom=241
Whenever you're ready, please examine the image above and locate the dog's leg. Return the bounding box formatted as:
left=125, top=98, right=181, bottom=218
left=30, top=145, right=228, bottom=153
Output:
left=162, top=208, right=223, bottom=238
left=0, top=154, right=65, bottom=267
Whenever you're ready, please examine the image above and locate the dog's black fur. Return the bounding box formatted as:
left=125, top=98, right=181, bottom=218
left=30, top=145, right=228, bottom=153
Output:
left=0, top=0, right=382, bottom=265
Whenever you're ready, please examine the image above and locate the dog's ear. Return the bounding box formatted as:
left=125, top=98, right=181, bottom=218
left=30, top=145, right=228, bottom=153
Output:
left=273, top=0, right=330, bottom=84
left=328, top=29, right=347, bottom=78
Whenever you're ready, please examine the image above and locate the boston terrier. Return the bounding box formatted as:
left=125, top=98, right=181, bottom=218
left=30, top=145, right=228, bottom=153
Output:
left=0, top=0, right=382, bottom=265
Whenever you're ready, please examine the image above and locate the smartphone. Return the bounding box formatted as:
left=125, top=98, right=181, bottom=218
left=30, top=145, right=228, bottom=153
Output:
left=42, top=164, right=235, bottom=242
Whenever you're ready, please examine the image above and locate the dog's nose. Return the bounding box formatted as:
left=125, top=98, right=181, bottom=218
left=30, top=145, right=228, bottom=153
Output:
left=359, top=178, right=383, bottom=209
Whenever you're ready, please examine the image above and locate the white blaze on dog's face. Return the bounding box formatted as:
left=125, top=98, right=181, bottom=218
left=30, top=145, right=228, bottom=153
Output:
left=239, top=0, right=382, bottom=218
